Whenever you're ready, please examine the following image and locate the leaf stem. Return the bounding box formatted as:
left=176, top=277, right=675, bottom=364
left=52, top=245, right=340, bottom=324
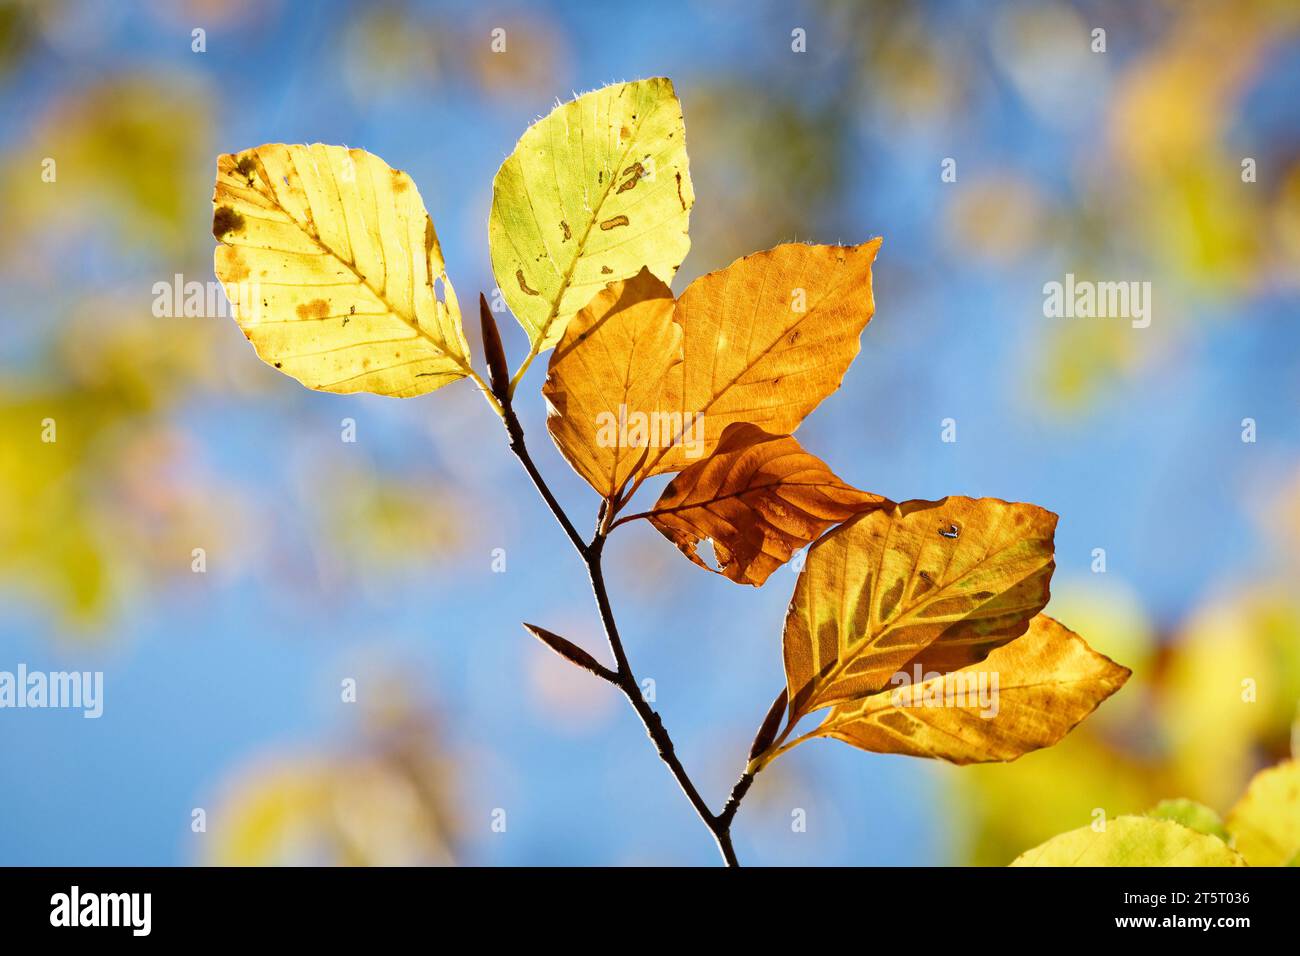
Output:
left=506, top=348, right=537, bottom=401
left=465, top=368, right=505, bottom=420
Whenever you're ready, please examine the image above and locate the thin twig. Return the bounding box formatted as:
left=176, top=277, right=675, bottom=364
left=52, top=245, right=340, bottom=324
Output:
left=495, top=396, right=757, bottom=865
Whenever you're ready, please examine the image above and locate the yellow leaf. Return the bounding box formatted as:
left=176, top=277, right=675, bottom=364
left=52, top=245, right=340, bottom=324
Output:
left=1011, top=816, right=1246, bottom=866
left=212, top=143, right=472, bottom=398
left=490, top=78, right=694, bottom=371
left=541, top=268, right=682, bottom=499
left=647, top=240, right=881, bottom=474
left=811, top=615, right=1130, bottom=764
left=641, top=422, right=886, bottom=586
left=781, top=497, right=1056, bottom=723
left=1225, top=759, right=1300, bottom=866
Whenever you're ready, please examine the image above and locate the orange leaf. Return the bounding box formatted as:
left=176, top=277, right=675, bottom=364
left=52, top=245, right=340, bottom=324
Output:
left=543, top=241, right=882, bottom=502
left=812, top=615, right=1130, bottom=764
left=782, top=497, right=1057, bottom=723
left=648, top=239, right=881, bottom=475
left=541, top=268, right=682, bottom=500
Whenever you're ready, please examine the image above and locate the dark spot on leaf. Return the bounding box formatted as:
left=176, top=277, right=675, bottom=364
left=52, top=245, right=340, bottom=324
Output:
left=617, top=162, right=645, bottom=193
left=560, top=220, right=571, bottom=241
left=600, top=215, right=629, bottom=231
left=424, top=218, right=437, bottom=261
left=516, top=269, right=540, bottom=296
left=212, top=205, right=245, bottom=240
left=601, top=265, right=613, bottom=274
left=222, top=248, right=250, bottom=282
left=296, top=299, right=330, bottom=320
left=234, top=155, right=257, bottom=184
left=675, top=171, right=686, bottom=210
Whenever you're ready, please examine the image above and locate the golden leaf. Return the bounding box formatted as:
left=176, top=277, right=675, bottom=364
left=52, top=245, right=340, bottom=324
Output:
left=647, top=239, right=881, bottom=474
left=490, top=78, right=694, bottom=373
left=642, top=422, right=885, bottom=586
left=541, top=240, right=883, bottom=499
left=1225, top=759, right=1300, bottom=866
left=1011, top=816, right=1246, bottom=867
left=541, top=268, right=681, bottom=500
left=212, top=143, right=472, bottom=398
left=781, top=497, right=1056, bottom=724
left=810, top=615, right=1130, bottom=764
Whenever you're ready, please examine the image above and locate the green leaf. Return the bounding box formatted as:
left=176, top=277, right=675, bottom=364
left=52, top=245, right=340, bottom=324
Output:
left=1011, top=816, right=1246, bottom=866
left=1145, top=799, right=1229, bottom=842
left=489, top=77, right=694, bottom=376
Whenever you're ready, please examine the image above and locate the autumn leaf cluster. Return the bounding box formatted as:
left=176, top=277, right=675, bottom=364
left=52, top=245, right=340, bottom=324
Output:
left=210, top=78, right=1131, bottom=831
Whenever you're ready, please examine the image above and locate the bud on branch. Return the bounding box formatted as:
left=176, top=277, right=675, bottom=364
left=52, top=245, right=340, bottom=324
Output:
left=523, top=623, right=618, bottom=684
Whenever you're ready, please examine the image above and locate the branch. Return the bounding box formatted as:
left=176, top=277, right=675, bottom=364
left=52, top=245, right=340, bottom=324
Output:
left=476, top=303, right=762, bottom=865
left=499, top=401, right=588, bottom=558
left=496, top=395, right=747, bottom=865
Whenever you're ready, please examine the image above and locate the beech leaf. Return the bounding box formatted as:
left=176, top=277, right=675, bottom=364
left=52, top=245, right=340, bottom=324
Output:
left=542, top=268, right=682, bottom=500
left=1010, top=816, right=1247, bottom=867
left=1225, top=759, right=1300, bottom=866
left=1146, top=799, right=1230, bottom=842
left=646, top=239, right=882, bottom=475
left=781, top=497, right=1057, bottom=726
left=543, top=239, right=882, bottom=502
left=808, top=615, right=1130, bottom=764
left=212, top=144, right=472, bottom=397
left=643, top=422, right=886, bottom=586
left=490, top=78, right=694, bottom=363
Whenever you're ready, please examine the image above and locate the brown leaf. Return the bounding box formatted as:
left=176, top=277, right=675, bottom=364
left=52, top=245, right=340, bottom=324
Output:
left=643, top=422, right=886, bottom=585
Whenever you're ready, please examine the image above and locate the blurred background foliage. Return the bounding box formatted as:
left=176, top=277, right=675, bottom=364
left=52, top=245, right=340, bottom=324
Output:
left=0, top=0, right=1296, bottom=865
